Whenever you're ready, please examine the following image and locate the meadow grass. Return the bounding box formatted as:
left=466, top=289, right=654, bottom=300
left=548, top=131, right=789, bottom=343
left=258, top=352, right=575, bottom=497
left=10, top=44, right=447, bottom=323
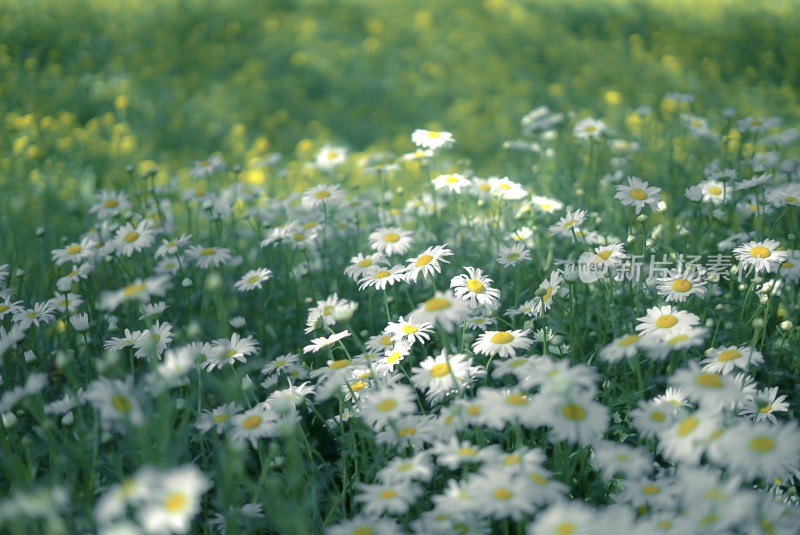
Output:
left=1, top=1, right=800, bottom=534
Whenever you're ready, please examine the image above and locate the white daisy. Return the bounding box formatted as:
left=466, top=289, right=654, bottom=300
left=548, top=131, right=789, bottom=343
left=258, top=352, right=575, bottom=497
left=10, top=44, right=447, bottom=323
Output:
left=472, top=329, right=532, bottom=358
left=450, top=266, right=501, bottom=309
left=614, top=176, right=661, bottom=214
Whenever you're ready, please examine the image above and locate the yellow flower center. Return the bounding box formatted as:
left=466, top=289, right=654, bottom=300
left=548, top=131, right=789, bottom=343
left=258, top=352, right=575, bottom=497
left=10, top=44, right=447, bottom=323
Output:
left=708, top=186, right=722, bottom=195
left=429, top=363, right=450, bottom=378
left=397, top=427, right=416, bottom=437
left=502, top=454, right=521, bottom=466
left=759, top=404, right=773, bottom=414
left=123, top=231, right=139, bottom=243
left=507, top=253, right=520, bottom=261
left=401, top=325, right=418, bottom=334
left=781, top=261, right=793, bottom=268
left=397, top=462, right=414, bottom=472
left=293, top=233, right=304, bottom=241
left=748, top=436, right=775, bottom=453
left=247, top=275, right=261, bottom=284
left=642, top=484, right=660, bottom=495
left=785, top=196, right=798, bottom=203
left=379, top=335, right=393, bottom=346
left=508, top=359, right=527, bottom=367
left=466, top=279, right=484, bottom=293
left=555, top=522, right=576, bottom=535
left=104, top=199, right=119, bottom=208
left=112, top=394, right=132, bottom=413
left=657, top=520, right=672, bottom=529
left=212, top=413, right=228, bottom=423
left=416, top=254, right=433, bottom=266
left=357, top=258, right=373, bottom=268
left=490, top=331, right=513, bottom=344
left=618, top=334, right=639, bottom=347
left=424, top=297, right=451, bottom=312
left=164, top=491, right=187, bottom=513
left=561, top=219, right=576, bottom=229
left=695, top=373, right=723, bottom=388
left=123, top=282, right=147, bottom=298
left=466, top=404, right=481, bottom=416
left=530, top=473, right=548, bottom=486
left=671, top=279, right=692, bottom=292
left=386, top=352, right=401, bottom=363
left=383, top=232, right=400, bottom=243
left=427, top=131, right=441, bottom=138
left=445, top=176, right=459, bottom=183
left=199, top=247, right=215, bottom=256
left=667, top=334, right=689, bottom=345
left=650, top=411, right=666, bottom=422
left=314, top=190, right=331, bottom=199
left=329, top=359, right=351, bottom=370
left=542, top=286, right=554, bottom=302
left=242, top=415, right=261, bottom=429
left=676, top=416, right=699, bottom=437
left=378, top=489, right=397, bottom=499
left=505, top=394, right=528, bottom=405
left=655, top=314, right=678, bottom=328
left=703, top=488, right=727, bottom=502
left=597, top=250, right=612, bottom=261
left=0, top=305, right=7, bottom=313
left=615, top=454, right=630, bottom=462
left=561, top=403, right=586, bottom=421
left=750, top=246, right=770, bottom=258
left=629, top=188, right=647, bottom=200
left=352, top=527, right=375, bottom=535
left=377, top=399, right=397, bottom=412
left=457, top=447, right=477, bottom=456
left=492, top=488, right=512, bottom=500
left=717, top=349, right=741, bottom=362
left=699, top=513, right=720, bottom=526
left=303, top=221, right=317, bottom=229
left=373, top=270, right=390, bottom=279
left=67, top=244, right=82, bottom=255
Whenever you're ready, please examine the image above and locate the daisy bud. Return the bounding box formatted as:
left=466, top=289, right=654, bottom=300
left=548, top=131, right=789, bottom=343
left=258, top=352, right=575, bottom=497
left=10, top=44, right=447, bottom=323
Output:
left=563, top=269, right=579, bottom=283
left=232, top=164, right=242, bottom=174
left=175, top=398, right=186, bottom=410
left=187, top=321, right=202, bottom=339
left=241, top=375, right=254, bottom=391
left=61, top=412, right=75, bottom=426
left=678, top=227, right=691, bottom=237
left=779, top=320, right=793, bottom=332
left=636, top=214, right=648, bottom=224
left=14, top=268, right=25, bottom=278
left=205, top=272, right=223, bottom=291
left=125, top=164, right=135, bottom=173
left=759, top=294, right=769, bottom=306
left=2, top=412, right=17, bottom=429
left=55, top=350, right=73, bottom=370
left=23, top=350, right=36, bottom=363
left=535, top=287, right=548, bottom=297
left=36, top=226, right=46, bottom=237
left=333, top=302, right=358, bottom=322
left=752, top=318, right=765, bottom=329
left=182, top=278, right=193, bottom=288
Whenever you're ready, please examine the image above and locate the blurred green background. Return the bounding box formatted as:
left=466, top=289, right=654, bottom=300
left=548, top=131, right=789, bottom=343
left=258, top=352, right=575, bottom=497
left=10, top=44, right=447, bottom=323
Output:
left=1, top=0, right=799, bottom=256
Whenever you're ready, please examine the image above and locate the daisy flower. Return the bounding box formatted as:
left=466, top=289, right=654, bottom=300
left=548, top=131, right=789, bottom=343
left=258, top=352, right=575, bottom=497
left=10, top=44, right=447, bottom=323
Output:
left=368, top=227, right=414, bottom=256
left=539, top=393, right=610, bottom=444
left=701, top=345, right=764, bottom=375
left=56, top=262, right=95, bottom=292
left=549, top=208, right=587, bottom=237
left=614, top=176, right=661, bottom=214
left=528, top=500, right=596, bottom=535
left=229, top=405, right=278, bottom=448
left=472, top=329, right=532, bottom=358
left=496, top=243, right=531, bottom=268
left=136, top=465, right=211, bottom=535
left=639, top=326, right=708, bottom=361
left=732, top=238, right=788, bottom=274
left=0, top=293, right=23, bottom=321
left=154, top=233, right=192, bottom=259
left=598, top=333, right=640, bottom=363
left=12, top=300, right=57, bottom=330
left=670, top=361, right=742, bottom=411
left=411, top=129, right=454, bottom=150
left=450, top=266, right=501, bottom=309
left=88, top=190, right=132, bottom=219
left=303, top=330, right=351, bottom=354
left=531, top=270, right=563, bottom=317
left=656, top=268, right=708, bottom=302
left=133, top=320, right=173, bottom=360
left=614, top=476, right=680, bottom=511
left=113, top=220, right=157, bottom=257
left=184, top=245, right=232, bottom=269
left=83, top=376, right=144, bottom=431
left=203, top=333, right=260, bottom=371
left=51, top=236, right=96, bottom=266
left=590, top=440, right=653, bottom=480
left=358, top=382, right=417, bottom=430
left=699, top=179, right=726, bottom=205
left=344, top=252, right=389, bottom=281
left=314, top=146, right=347, bottom=171
left=99, top=275, right=172, bottom=312
left=465, top=470, right=537, bottom=522
left=410, top=350, right=472, bottom=402
left=488, top=176, right=527, bottom=200
left=717, top=422, right=800, bottom=482
left=327, top=515, right=407, bottom=535
left=357, top=264, right=407, bottom=291
left=531, top=195, right=564, bottom=214
left=432, top=438, right=485, bottom=469
left=377, top=453, right=434, bottom=484
left=658, top=409, right=722, bottom=465
left=301, top=183, right=345, bottom=209
left=385, top=315, right=434, bottom=345
left=635, top=305, right=700, bottom=336
left=465, top=313, right=495, bottom=331
left=411, top=291, right=470, bottom=333
left=432, top=173, right=471, bottom=194
left=373, top=341, right=412, bottom=376
left=739, top=387, right=789, bottom=423
left=104, top=328, right=142, bottom=352
left=404, top=244, right=453, bottom=283
left=628, top=399, right=679, bottom=439
left=234, top=267, right=273, bottom=292
left=573, top=117, right=607, bottom=139
left=139, top=301, right=168, bottom=321
left=189, top=154, right=224, bottom=178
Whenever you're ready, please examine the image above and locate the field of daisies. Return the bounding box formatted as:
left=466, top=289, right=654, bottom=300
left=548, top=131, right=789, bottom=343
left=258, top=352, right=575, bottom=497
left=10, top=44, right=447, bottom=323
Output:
left=2, top=1, right=800, bottom=534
